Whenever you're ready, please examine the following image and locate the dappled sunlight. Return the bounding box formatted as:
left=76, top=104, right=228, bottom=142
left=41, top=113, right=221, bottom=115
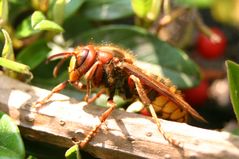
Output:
left=8, top=90, right=31, bottom=109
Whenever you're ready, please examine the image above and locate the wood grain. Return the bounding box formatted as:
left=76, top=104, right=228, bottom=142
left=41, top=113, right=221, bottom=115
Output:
left=0, top=74, right=238, bottom=159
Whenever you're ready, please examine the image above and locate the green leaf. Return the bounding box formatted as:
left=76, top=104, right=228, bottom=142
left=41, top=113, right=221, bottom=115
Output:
left=53, top=0, right=65, bottom=24
left=232, top=127, right=239, bottom=136
left=131, top=0, right=151, bottom=18
left=77, top=25, right=200, bottom=89
left=1, top=29, right=18, bottom=78
left=0, top=0, right=8, bottom=25
left=175, top=0, right=213, bottom=8
left=1, top=29, right=14, bottom=60
left=31, top=11, right=46, bottom=28
left=65, top=145, right=81, bottom=159
left=95, top=94, right=129, bottom=108
left=7, top=0, right=28, bottom=4
left=226, top=60, right=239, bottom=123
left=15, top=16, right=39, bottom=38
left=64, top=0, right=85, bottom=19
left=81, top=0, right=133, bottom=21
left=131, top=0, right=161, bottom=21
left=34, top=19, right=64, bottom=32
left=0, top=57, right=32, bottom=76
left=63, top=15, right=93, bottom=40
left=26, top=155, right=37, bottom=159
left=16, top=40, right=50, bottom=70
left=31, top=11, right=64, bottom=32
left=0, top=112, right=25, bottom=159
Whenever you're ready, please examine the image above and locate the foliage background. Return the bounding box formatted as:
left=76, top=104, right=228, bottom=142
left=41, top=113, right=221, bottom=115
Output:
left=0, top=0, right=239, bottom=159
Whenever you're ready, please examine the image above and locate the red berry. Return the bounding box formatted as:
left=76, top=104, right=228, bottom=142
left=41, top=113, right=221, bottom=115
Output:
left=196, top=27, right=227, bottom=59
left=184, top=80, right=209, bottom=106
left=140, top=108, right=151, bottom=116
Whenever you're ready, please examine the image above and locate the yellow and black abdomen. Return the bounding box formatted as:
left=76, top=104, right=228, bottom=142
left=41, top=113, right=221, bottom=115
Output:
left=146, top=76, right=188, bottom=122
left=151, top=95, right=188, bottom=122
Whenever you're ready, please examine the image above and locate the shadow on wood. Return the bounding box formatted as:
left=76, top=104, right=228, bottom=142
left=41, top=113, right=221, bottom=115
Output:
left=0, top=74, right=239, bottom=159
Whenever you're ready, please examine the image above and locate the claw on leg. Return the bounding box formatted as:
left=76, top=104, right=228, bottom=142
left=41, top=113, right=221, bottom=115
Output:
left=75, top=99, right=116, bottom=149
left=129, top=75, right=183, bottom=149
left=33, top=81, right=68, bottom=108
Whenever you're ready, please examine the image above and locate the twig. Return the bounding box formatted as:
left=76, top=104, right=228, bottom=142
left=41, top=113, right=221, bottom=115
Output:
left=0, top=74, right=239, bottom=159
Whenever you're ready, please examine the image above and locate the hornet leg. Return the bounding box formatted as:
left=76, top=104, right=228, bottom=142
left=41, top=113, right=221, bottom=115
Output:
left=76, top=99, right=116, bottom=148
left=129, top=75, right=182, bottom=149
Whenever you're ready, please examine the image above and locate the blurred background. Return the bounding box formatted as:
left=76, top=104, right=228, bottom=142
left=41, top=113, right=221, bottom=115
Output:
left=0, top=0, right=239, bottom=158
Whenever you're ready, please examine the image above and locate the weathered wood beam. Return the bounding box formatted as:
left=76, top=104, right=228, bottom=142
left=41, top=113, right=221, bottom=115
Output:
left=0, top=74, right=239, bottom=159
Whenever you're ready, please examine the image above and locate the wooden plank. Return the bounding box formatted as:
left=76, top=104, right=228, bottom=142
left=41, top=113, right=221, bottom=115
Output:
left=0, top=74, right=239, bottom=159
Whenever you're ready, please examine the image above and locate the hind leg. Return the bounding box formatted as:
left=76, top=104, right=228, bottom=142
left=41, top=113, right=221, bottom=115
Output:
left=129, top=75, right=182, bottom=148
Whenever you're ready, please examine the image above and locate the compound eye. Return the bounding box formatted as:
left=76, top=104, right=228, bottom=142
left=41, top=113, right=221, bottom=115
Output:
left=76, top=49, right=89, bottom=66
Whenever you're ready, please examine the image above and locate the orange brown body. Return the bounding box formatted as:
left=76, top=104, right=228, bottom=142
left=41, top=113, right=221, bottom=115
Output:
left=36, top=44, right=205, bottom=148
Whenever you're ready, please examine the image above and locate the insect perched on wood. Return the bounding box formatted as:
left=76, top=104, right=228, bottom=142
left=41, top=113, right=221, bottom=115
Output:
left=34, top=44, right=206, bottom=149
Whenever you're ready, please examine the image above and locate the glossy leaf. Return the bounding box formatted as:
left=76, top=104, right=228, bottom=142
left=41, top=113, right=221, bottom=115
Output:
left=0, top=112, right=25, bottom=159
left=64, top=0, right=85, bottom=19
left=65, top=145, right=81, bottom=159
left=33, top=19, right=64, bottom=32
left=53, top=0, right=65, bottom=24
left=0, top=0, right=8, bottom=25
left=7, top=1, right=30, bottom=30
left=81, top=0, right=133, bottom=21
left=26, top=156, right=37, bottom=159
left=1, top=29, right=18, bottom=78
left=131, top=0, right=161, bottom=21
left=1, top=29, right=32, bottom=79
left=1, top=29, right=14, bottom=60
left=131, top=0, right=151, bottom=18
left=77, top=25, right=200, bottom=89
left=226, top=60, right=239, bottom=123
left=17, top=40, right=50, bottom=70
left=63, top=15, right=93, bottom=40
left=175, top=0, right=213, bottom=8
left=95, top=94, right=130, bottom=108
left=0, top=57, right=32, bottom=76
left=31, top=11, right=64, bottom=32
left=31, top=11, right=46, bottom=28
left=15, top=16, right=39, bottom=38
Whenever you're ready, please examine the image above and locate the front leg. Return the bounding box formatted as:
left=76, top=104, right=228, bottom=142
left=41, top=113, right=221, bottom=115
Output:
left=75, top=99, right=117, bottom=148
left=71, top=81, right=105, bottom=104
left=34, top=80, right=90, bottom=108
left=83, top=61, right=103, bottom=101
left=34, top=80, right=69, bottom=108
left=129, top=75, right=182, bottom=149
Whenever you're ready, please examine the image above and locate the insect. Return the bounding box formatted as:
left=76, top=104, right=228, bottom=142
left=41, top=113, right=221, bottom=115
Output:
left=34, top=44, right=206, bottom=149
